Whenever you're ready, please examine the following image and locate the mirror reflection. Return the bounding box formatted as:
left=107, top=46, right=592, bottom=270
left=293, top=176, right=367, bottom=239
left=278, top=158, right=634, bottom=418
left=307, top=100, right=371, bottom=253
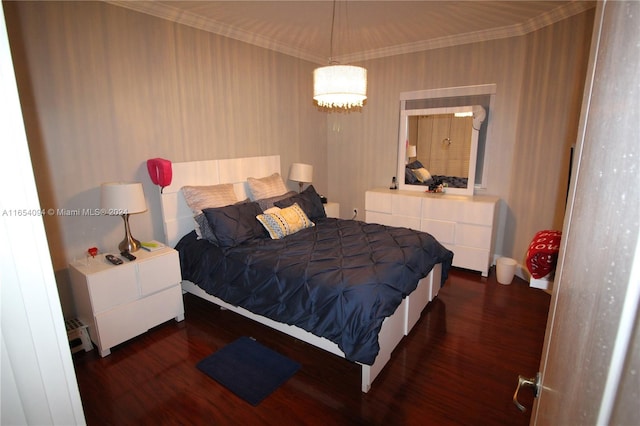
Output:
left=407, top=112, right=474, bottom=190
left=398, top=106, right=485, bottom=196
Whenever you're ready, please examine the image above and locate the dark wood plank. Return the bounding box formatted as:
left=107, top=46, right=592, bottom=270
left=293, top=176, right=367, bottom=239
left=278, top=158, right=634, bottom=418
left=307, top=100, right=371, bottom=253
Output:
left=72, top=267, right=550, bottom=425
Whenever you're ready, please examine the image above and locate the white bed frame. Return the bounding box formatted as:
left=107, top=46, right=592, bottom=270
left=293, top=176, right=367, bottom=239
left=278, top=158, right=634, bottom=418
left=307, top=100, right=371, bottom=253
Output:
left=158, top=155, right=442, bottom=392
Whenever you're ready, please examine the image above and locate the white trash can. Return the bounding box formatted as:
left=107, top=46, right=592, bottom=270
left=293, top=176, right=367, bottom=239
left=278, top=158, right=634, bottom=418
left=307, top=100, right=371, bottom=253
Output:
left=496, top=257, right=517, bottom=285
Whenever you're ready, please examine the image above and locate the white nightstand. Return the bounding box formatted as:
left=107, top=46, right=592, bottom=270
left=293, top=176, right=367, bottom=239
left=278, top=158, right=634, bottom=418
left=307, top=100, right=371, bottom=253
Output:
left=69, top=247, right=184, bottom=357
left=324, top=202, right=340, bottom=218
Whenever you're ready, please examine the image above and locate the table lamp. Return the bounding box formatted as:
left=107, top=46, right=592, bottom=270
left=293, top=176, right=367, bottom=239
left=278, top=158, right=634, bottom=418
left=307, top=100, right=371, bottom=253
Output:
left=407, top=145, right=417, bottom=163
left=101, top=182, right=147, bottom=252
left=288, top=163, right=313, bottom=193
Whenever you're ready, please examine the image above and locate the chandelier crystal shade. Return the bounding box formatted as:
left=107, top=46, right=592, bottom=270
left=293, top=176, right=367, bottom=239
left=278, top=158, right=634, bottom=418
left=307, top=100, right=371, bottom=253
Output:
left=313, top=65, right=367, bottom=109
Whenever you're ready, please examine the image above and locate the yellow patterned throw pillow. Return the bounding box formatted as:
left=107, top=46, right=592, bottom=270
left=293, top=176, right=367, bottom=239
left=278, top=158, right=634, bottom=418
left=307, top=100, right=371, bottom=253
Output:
left=256, top=203, right=314, bottom=239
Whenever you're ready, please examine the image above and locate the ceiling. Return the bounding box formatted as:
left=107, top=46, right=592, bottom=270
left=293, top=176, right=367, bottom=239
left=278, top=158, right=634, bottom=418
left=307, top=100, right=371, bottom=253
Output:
left=107, top=1, right=594, bottom=64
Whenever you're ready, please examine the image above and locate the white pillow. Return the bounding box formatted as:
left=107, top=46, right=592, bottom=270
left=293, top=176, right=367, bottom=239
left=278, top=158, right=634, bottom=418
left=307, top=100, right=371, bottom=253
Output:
left=182, top=184, right=238, bottom=238
left=182, top=184, right=238, bottom=214
left=247, top=173, right=288, bottom=199
left=411, top=167, right=432, bottom=183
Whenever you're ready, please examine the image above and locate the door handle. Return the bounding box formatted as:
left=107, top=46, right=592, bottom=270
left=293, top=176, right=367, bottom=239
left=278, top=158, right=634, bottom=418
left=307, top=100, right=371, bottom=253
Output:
left=513, top=372, right=541, bottom=412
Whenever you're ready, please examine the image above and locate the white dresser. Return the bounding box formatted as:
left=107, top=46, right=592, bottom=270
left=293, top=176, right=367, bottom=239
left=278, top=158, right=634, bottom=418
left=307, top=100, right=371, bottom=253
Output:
left=69, top=247, right=185, bottom=356
left=365, top=188, right=499, bottom=276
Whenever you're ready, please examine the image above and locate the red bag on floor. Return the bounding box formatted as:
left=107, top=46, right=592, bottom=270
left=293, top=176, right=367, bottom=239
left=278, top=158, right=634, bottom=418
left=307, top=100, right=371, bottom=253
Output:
left=526, top=230, right=562, bottom=279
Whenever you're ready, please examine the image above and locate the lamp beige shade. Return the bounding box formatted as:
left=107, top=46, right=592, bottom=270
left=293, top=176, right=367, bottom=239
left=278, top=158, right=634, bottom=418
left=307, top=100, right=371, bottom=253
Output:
left=288, top=163, right=314, bottom=193
left=101, top=182, right=147, bottom=214
left=288, top=163, right=313, bottom=183
left=407, top=145, right=417, bottom=158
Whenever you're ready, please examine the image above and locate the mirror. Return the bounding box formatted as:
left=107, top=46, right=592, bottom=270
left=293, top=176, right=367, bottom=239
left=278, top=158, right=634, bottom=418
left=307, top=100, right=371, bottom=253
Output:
left=397, top=85, right=495, bottom=196
left=399, top=106, right=485, bottom=196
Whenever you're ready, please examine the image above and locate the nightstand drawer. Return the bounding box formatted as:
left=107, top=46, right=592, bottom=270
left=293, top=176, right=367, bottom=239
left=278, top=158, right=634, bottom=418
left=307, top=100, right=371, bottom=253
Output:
left=142, top=285, right=183, bottom=328
left=95, top=285, right=183, bottom=353
left=138, top=250, right=181, bottom=295
left=96, top=299, right=149, bottom=351
left=85, top=264, right=138, bottom=313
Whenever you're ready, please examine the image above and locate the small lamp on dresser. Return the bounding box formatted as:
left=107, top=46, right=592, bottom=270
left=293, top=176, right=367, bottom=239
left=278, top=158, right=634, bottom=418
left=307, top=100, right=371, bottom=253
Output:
left=407, top=145, right=417, bottom=163
left=101, top=182, right=147, bottom=252
left=288, top=163, right=313, bottom=193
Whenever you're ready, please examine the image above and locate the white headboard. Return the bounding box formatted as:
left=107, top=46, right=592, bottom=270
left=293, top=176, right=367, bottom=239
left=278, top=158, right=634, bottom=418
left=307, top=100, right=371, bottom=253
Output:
left=159, top=155, right=281, bottom=247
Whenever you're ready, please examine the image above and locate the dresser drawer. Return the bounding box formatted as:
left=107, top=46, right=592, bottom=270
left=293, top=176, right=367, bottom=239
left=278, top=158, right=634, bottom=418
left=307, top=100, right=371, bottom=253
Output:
left=421, top=219, right=455, bottom=244
left=365, top=191, right=392, bottom=214
left=422, top=198, right=495, bottom=226
left=451, top=246, right=490, bottom=274
left=392, top=194, right=422, bottom=218
left=457, top=201, right=496, bottom=226
left=366, top=211, right=421, bottom=230
left=392, top=215, right=421, bottom=231
left=455, top=224, right=493, bottom=249
left=366, top=211, right=394, bottom=226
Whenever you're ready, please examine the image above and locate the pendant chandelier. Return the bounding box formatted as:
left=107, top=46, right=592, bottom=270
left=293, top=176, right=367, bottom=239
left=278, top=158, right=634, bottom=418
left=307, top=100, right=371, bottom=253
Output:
left=313, top=1, right=367, bottom=110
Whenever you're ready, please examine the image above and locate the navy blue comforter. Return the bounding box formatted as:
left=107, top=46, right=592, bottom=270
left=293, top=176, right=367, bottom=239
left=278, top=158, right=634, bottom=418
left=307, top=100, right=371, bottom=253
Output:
left=176, top=218, right=453, bottom=365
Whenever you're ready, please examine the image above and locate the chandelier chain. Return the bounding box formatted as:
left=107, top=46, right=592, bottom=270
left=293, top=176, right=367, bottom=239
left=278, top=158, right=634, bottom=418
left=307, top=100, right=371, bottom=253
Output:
left=329, top=0, right=336, bottom=62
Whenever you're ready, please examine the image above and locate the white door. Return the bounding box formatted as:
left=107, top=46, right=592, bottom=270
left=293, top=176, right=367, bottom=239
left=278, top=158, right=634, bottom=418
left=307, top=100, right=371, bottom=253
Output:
left=0, top=7, right=86, bottom=424
left=514, top=2, right=640, bottom=424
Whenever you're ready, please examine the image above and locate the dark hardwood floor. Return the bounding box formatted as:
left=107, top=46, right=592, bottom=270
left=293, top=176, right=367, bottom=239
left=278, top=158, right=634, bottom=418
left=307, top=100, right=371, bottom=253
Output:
left=72, top=267, right=551, bottom=425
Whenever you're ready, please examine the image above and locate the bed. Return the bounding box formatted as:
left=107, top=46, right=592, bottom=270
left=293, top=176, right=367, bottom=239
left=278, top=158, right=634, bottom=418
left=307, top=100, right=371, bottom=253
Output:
left=157, top=155, right=453, bottom=392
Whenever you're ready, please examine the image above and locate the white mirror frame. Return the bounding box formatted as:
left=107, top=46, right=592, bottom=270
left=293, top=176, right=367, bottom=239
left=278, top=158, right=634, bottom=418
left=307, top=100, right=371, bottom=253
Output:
left=398, top=84, right=496, bottom=196
left=398, top=106, right=479, bottom=196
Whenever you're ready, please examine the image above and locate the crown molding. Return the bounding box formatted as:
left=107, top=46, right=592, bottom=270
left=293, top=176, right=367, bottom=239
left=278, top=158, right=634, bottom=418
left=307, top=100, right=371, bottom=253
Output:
left=105, top=0, right=324, bottom=63
left=336, top=1, right=595, bottom=63
left=106, top=1, right=595, bottom=65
